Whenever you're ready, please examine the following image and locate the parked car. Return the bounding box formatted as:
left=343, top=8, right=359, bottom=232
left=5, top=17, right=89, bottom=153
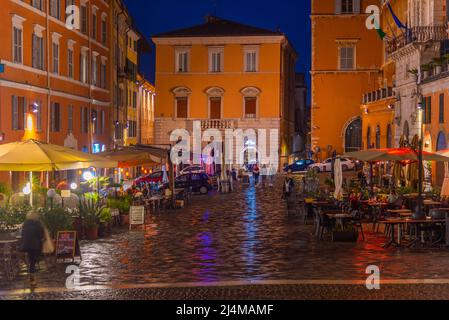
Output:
left=179, top=165, right=205, bottom=175
left=135, top=171, right=164, bottom=185
left=309, top=158, right=356, bottom=172
left=172, top=173, right=212, bottom=195
left=284, top=159, right=315, bottom=173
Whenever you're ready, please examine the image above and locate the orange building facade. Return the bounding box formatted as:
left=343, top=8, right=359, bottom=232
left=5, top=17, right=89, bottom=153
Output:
left=311, top=0, right=383, bottom=157
left=0, top=0, right=113, bottom=187
left=152, top=17, right=297, bottom=169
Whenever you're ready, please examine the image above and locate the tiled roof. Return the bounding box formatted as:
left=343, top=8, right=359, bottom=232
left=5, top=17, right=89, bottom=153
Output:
left=153, top=16, right=283, bottom=38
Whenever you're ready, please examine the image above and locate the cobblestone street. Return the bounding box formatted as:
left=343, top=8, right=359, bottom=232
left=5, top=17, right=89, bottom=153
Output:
left=3, top=178, right=449, bottom=299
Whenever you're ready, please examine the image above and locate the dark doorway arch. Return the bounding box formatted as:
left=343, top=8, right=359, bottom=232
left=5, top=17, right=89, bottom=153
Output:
left=375, top=125, right=381, bottom=149
left=367, top=126, right=372, bottom=149
left=344, top=117, right=362, bottom=152
left=386, top=124, right=393, bottom=148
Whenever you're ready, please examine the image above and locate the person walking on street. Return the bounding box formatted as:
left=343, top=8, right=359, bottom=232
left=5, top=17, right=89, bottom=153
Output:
left=283, top=171, right=295, bottom=200
left=253, top=164, right=261, bottom=186
left=21, top=211, right=45, bottom=287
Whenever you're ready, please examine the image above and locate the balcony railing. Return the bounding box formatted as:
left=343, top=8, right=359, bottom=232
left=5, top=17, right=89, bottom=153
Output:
left=363, top=87, right=394, bottom=104
left=201, top=120, right=235, bottom=130
left=386, top=26, right=447, bottom=56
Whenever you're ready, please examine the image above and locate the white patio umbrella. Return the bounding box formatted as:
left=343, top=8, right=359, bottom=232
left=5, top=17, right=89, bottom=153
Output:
left=441, top=162, right=449, bottom=197
left=334, top=157, right=343, bottom=200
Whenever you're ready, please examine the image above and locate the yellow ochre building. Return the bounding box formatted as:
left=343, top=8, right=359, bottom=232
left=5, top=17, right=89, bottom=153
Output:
left=152, top=16, right=297, bottom=168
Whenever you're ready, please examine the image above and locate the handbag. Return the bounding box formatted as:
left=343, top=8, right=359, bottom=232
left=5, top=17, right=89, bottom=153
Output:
left=42, top=226, right=55, bottom=255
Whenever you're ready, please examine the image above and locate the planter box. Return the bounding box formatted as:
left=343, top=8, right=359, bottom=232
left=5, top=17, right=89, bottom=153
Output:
left=120, top=214, right=129, bottom=226
left=332, top=231, right=359, bottom=242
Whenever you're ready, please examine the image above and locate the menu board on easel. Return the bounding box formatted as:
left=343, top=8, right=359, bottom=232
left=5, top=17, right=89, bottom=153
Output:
left=56, top=231, right=80, bottom=263
left=130, top=206, right=145, bottom=230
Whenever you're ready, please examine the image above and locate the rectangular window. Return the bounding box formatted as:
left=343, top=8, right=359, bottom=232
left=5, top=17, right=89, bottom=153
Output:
left=210, top=97, right=221, bottom=119
left=133, top=91, right=137, bottom=108
left=11, top=96, right=26, bottom=131
left=92, top=57, right=97, bottom=86
left=32, top=0, right=43, bottom=11
left=68, top=105, right=73, bottom=132
left=52, top=43, right=59, bottom=74
left=423, top=96, right=432, bottom=124
left=81, top=107, right=88, bottom=134
left=50, top=0, right=60, bottom=19
left=101, top=19, right=107, bottom=45
left=13, top=27, right=23, bottom=64
left=92, top=13, right=97, bottom=39
left=245, top=97, right=257, bottom=119
left=100, top=62, right=107, bottom=88
left=245, top=51, right=257, bottom=72
left=50, top=102, right=60, bottom=132
left=176, top=51, right=189, bottom=73
left=80, top=53, right=88, bottom=83
left=176, top=97, right=188, bottom=118
left=68, top=48, right=74, bottom=78
left=341, top=0, right=354, bottom=13
left=32, top=34, right=44, bottom=70
left=440, top=94, right=445, bottom=124
left=81, top=6, right=87, bottom=34
left=339, top=47, right=355, bottom=70
left=209, top=48, right=224, bottom=73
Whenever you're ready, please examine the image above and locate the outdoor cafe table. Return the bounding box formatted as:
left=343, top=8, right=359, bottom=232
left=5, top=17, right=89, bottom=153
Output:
left=324, top=212, right=353, bottom=229
left=386, top=209, right=413, bottom=218
left=380, top=218, right=446, bottom=248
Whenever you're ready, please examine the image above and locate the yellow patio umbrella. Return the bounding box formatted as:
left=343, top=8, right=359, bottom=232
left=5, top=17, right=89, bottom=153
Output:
left=0, top=140, right=118, bottom=205
left=0, top=139, right=117, bottom=171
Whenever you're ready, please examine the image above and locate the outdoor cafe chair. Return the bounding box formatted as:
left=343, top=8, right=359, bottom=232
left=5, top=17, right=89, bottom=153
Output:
left=349, top=210, right=365, bottom=241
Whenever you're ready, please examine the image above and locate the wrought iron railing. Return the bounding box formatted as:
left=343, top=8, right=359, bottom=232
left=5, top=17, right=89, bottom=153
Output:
left=386, top=26, right=447, bottom=56
left=201, top=120, right=235, bottom=130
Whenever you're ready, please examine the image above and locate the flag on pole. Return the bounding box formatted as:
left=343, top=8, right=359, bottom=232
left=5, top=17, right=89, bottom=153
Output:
left=386, top=0, right=408, bottom=30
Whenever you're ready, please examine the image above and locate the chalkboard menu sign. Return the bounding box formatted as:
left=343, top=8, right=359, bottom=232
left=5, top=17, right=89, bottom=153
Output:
left=56, top=231, right=78, bottom=261
left=129, top=206, right=145, bottom=230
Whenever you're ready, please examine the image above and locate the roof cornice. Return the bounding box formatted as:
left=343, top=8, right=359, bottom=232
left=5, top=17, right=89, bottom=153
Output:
left=152, top=35, right=286, bottom=45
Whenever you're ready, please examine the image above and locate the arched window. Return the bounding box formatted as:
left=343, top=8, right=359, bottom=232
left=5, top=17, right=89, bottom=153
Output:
left=437, top=131, right=447, bottom=151
left=344, top=117, right=362, bottom=152
left=367, top=126, right=372, bottom=149
left=386, top=124, right=392, bottom=148
left=205, top=87, right=225, bottom=119
left=375, top=125, right=381, bottom=149
left=172, top=87, right=191, bottom=119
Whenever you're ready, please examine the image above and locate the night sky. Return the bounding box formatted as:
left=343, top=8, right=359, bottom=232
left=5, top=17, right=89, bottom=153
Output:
left=123, top=0, right=311, bottom=98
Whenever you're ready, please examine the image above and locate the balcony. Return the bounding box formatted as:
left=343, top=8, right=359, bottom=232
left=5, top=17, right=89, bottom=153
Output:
left=201, top=120, right=235, bottom=130
left=363, top=87, right=394, bottom=104
left=386, top=26, right=447, bottom=56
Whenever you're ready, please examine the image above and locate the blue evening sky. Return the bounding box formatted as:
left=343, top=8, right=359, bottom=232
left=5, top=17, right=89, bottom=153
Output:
left=123, top=0, right=311, bottom=100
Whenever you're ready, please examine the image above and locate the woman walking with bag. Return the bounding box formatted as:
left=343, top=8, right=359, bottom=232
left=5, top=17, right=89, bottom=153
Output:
left=21, top=211, right=45, bottom=287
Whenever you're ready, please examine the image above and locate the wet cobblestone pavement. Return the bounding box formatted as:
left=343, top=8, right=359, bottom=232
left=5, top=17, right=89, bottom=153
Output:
left=3, top=177, right=449, bottom=299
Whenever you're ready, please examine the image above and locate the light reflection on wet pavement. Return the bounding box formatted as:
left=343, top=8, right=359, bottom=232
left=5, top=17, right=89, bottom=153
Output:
left=3, top=177, right=449, bottom=291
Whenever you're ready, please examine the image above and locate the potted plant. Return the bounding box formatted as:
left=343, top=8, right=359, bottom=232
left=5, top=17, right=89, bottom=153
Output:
left=79, top=193, right=106, bottom=241
left=433, top=57, right=444, bottom=75
left=39, top=207, right=74, bottom=243
left=332, top=224, right=359, bottom=242
left=407, top=68, right=418, bottom=81
left=421, top=64, right=432, bottom=79
left=0, top=205, right=28, bottom=240
left=98, top=208, right=112, bottom=238
left=108, top=196, right=132, bottom=226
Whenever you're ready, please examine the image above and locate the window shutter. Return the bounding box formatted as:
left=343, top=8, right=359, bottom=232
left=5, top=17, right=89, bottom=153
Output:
left=335, top=0, right=342, bottom=14
left=353, top=0, right=361, bottom=14
left=22, top=97, right=27, bottom=130
left=12, top=96, right=18, bottom=130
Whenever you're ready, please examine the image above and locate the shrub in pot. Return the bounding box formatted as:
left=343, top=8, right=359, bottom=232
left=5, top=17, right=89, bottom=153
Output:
left=39, top=207, right=74, bottom=240
left=98, top=208, right=112, bottom=237
left=79, top=193, right=106, bottom=241
left=107, top=196, right=131, bottom=226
